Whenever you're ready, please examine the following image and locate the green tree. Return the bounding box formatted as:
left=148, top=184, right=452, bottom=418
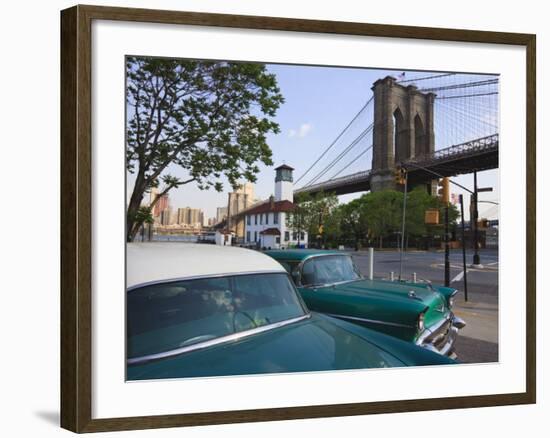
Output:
left=322, top=203, right=344, bottom=247
left=409, top=187, right=458, bottom=234
left=361, top=190, right=403, bottom=248
left=125, top=56, right=284, bottom=242
left=337, top=199, right=369, bottom=249
left=286, top=191, right=338, bottom=247
left=360, top=188, right=459, bottom=249
left=285, top=193, right=310, bottom=246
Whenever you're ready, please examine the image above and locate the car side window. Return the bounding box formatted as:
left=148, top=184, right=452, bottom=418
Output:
left=301, top=255, right=361, bottom=287
left=301, top=259, right=317, bottom=286
left=127, top=273, right=306, bottom=359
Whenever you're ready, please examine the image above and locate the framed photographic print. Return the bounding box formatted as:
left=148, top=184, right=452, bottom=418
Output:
left=60, top=4, right=536, bottom=433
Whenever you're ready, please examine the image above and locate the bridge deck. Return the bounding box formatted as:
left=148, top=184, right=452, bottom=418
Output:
left=295, top=134, right=498, bottom=197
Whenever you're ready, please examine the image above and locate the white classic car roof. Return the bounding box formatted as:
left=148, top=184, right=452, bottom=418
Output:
left=127, top=243, right=285, bottom=289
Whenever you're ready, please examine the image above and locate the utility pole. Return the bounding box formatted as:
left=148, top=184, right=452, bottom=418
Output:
left=444, top=205, right=450, bottom=287
left=317, top=211, right=323, bottom=249
left=297, top=211, right=302, bottom=248
left=472, top=181, right=493, bottom=267
left=459, top=194, right=469, bottom=301
left=438, top=177, right=451, bottom=287
left=396, top=166, right=407, bottom=281
left=472, top=171, right=480, bottom=266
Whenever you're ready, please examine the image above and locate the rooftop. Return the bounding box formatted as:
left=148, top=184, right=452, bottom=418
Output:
left=259, top=227, right=281, bottom=236
left=264, top=249, right=347, bottom=262
left=239, top=199, right=295, bottom=216
left=127, top=243, right=284, bottom=289
left=275, top=164, right=295, bottom=171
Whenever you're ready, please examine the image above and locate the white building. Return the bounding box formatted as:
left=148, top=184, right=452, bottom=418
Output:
left=243, top=164, right=307, bottom=249
left=214, top=229, right=233, bottom=246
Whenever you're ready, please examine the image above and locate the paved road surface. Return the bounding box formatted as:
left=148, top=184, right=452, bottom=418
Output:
left=351, top=248, right=499, bottom=363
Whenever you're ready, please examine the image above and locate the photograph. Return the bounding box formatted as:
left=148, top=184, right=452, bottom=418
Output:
left=125, top=56, right=500, bottom=380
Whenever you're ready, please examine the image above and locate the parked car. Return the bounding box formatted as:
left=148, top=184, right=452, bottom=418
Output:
left=127, top=243, right=456, bottom=380
left=264, top=249, right=465, bottom=357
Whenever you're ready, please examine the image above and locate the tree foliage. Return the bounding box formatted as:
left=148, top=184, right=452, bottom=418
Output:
left=125, top=56, right=284, bottom=241
left=336, top=199, right=369, bottom=249
left=286, top=191, right=339, bottom=246
left=315, top=187, right=460, bottom=249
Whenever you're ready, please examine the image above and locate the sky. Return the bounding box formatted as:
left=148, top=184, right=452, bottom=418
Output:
left=126, top=62, right=499, bottom=221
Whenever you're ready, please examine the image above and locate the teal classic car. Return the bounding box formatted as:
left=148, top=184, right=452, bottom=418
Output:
left=127, top=243, right=456, bottom=380
left=264, top=249, right=465, bottom=357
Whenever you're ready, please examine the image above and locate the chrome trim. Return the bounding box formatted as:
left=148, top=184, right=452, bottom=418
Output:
left=128, top=314, right=311, bottom=365
left=305, top=278, right=364, bottom=289
left=415, top=313, right=465, bottom=357
left=407, top=290, right=424, bottom=301
left=452, top=315, right=466, bottom=329
left=127, top=269, right=287, bottom=292
left=415, top=315, right=452, bottom=345
left=421, top=326, right=458, bottom=357
left=326, top=313, right=415, bottom=329
left=448, top=288, right=459, bottom=308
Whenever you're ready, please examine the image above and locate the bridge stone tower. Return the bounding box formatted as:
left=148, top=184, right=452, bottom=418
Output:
left=370, top=76, right=436, bottom=193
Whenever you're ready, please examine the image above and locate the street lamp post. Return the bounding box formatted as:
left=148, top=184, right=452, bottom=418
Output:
left=398, top=168, right=408, bottom=281
left=472, top=172, right=480, bottom=266
left=459, top=194, right=469, bottom=302
left=444, top=204, right=450, bottom=287
left=472, top=173, right=493, bottom=267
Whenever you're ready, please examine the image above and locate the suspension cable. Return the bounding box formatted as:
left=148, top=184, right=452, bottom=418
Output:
left=329, top=145, right=373, bottom=180
left=397, top=72, right=456, bottom=83
left=303, top=124, right=373, bottom=187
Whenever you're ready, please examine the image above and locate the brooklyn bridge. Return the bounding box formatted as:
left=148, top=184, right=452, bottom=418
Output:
left=293, top=73, right=499, bottom=197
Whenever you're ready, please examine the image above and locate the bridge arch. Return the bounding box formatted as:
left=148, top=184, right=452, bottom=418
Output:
left=371, top=76, right=436, bottom=191
left=414, top=113, right=426, bottom=157
left=393, top=107, right=407, bottom=163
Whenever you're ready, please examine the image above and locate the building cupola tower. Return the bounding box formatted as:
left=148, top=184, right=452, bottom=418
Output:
left=274, top=164, right=294, bottom=202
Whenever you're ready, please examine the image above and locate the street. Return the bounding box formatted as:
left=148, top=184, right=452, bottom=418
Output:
left=351, top=248, right=499, bottom=363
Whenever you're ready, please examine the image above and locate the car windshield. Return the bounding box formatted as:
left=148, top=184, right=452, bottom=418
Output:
left=127, top=272, right=307, bottom=359
left=301, top=255, right=362, bottom=287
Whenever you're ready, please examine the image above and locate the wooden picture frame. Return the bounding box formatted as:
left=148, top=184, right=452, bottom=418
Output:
left=60, top=4, right=536, bottom=433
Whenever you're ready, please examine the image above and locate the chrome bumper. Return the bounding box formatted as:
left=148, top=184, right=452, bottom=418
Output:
left=416, top=314, right=466, bottom=358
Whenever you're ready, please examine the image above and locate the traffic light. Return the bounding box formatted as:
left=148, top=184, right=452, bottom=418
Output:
left=394, top=166, right=406, bottom=185
left=437, top=177, right=450, bottom=204
left=424, top=208, right=440, bottom=225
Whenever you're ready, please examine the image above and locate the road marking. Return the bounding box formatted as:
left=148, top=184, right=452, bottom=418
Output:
left=487, top=262, right=499, bottom=266
left=451, top=270, right=465, bottom=283
left=431, top=263, right=498, bottom=272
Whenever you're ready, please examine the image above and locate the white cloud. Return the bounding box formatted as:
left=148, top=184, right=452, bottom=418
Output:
left=288, top=123, right=312, bottom=138
left=298, top=123, right=312, bottom=138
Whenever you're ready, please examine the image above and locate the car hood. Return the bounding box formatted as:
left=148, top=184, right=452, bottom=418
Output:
left=328, top=279, right=436, bottom=302
left=328, top=279, right=449, bottom=327
left=127, top=313, right=411, bottom=380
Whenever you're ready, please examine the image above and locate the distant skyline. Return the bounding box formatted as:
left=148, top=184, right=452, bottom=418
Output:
left=126, top=62, right=499, bottom=221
